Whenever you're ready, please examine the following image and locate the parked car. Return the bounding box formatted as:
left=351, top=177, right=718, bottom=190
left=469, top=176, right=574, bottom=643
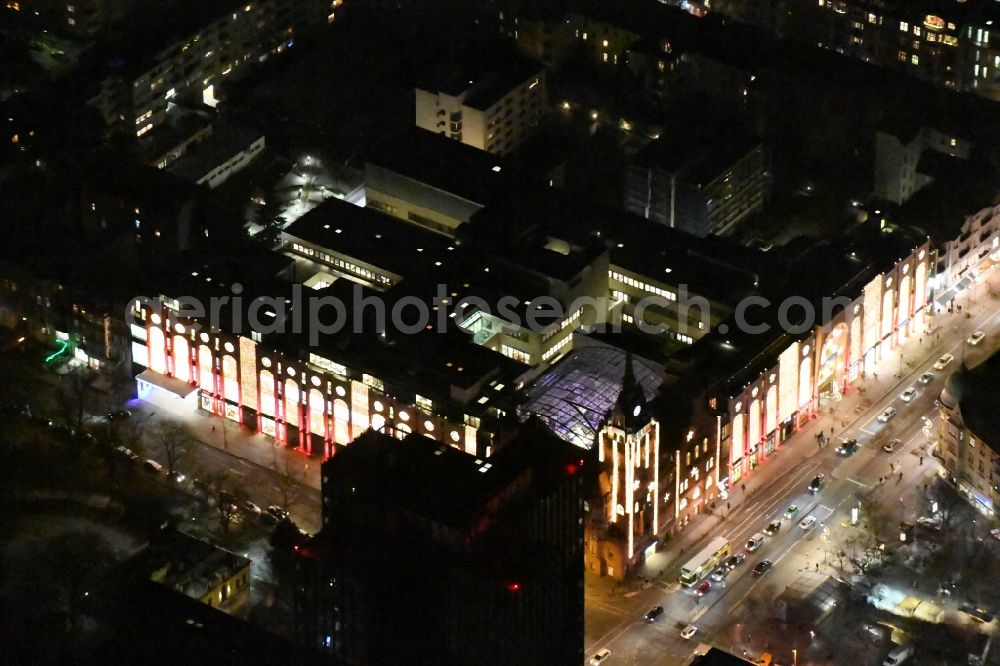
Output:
left=267, top=505, right=290, bottom=521
left=167, top=470, right=186, bottom=484
left=919, top=372, right=934, bottom=384
left=882, top=643, right=914, bottom=666
left=644, top=605, right=664, bottom=622
left=916, top=515, right=942, bottom=531
left=836, top=438, right=860, bottom=456
left=725, top=552, right=747, bottom=569
left=711, top=566, right=729, bottom=582
left=933, top=353, right=954, bottom=370
left=590, top=648, right=612, bottom=665
left=107, top=409, right=132, bottom=420
left=968, top=330, right=986, bottom=346
left=783, top=505, right=800, bottom=519
left=900, top=387, right=917, bottom=402
left=695, top=580, right=713, bottom=596
left=883, top=438, right=901, bottom=453
left=799, top=516, right=818, bottom=530
left=808, top=474, right=825, bottom=493
left=114, top=445, right=138, bottom=461
left=244, top=500, right=263, bottom=515
left=960, top=604, right=994, bottom=623
left=878, top=407, right=897, bottom=422
left=746, top=533, right=766, bottom=551
left=143, top=459, right=164, bottom=475
left=680, top=625, right=698, bottom=640
left=764, top=520, right=782, bottom=536
left=752, top=560, right=773, bottom=576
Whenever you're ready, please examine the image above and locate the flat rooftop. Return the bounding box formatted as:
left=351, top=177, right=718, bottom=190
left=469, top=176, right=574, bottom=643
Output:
left=166, top=121, right=264, bottom=184
left=315, top=423, right=579, bottom=532
left=283, top=197, right=455, bottom=279
left=364, top=128, right=516, bottom=208
left=630, top=126, right=762, bottom=187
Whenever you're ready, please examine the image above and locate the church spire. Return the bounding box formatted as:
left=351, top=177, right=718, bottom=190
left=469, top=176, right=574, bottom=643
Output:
left=612, top=352, right=648, bottom=432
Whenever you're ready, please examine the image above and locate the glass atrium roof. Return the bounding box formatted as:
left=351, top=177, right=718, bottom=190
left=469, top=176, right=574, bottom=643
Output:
left=518, top=346, right=661, bottom=449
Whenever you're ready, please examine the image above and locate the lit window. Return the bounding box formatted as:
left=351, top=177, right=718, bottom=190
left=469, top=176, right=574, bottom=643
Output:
left=900, top=21, right=908, bottom=32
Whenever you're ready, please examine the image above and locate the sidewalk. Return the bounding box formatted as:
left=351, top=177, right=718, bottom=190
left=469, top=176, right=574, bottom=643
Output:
left=130, top=399, right=322, bottom=491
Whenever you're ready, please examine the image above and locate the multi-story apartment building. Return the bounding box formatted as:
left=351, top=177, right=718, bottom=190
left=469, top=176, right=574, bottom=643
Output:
left=295, top=424, right=585, bottom=664
left=938, top=350, right=1000, bottom=516
left=64, top=0, right=129, bottom=37
left=704, top=0, right=1000, bottom=100
left=88, top=0, right=337, bottom=137
left=874, top=120, right=974, bottom=204
left=415, top=55, right=546, bottom=155
left=625, top=132, right=770, bottom=238
left=123, top=529, right=253, bottom=615
left=939, top=201, right=1000, bottom=294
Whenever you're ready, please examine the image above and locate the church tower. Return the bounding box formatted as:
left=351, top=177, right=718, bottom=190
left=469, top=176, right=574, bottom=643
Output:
left=590, top=354, right=661, bottom=578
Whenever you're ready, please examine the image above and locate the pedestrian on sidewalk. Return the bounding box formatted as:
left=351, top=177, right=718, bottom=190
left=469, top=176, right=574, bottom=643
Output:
left=211, top=425, right=216, bottom=432
left=899, top=471, right=904, bottom=482
left=919, top=456, right=924, bottom=466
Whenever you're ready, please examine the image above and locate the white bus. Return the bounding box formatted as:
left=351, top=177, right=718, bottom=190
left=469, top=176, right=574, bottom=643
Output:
left=679, top=536, right=731, bottom=587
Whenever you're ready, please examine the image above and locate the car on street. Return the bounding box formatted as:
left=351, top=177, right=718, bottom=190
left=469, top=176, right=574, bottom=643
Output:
left=244, top=500, right=263, bottom=515
left=799, top=515, right=817, bottom=530
left=917, top=515, right=942, bottom=531
left=590, top=648, right=612, bottom=665
left=878, top=407, right=897, bottom=422
left=680, top=625, right=698, bottom=640
left=726, top=552, right=747, bottom=569
left=114, top=445, right=138, bottom=462
left=711, top=566, right=729, bottom=582
left=167, top=470, right=186, bottom=485
left=900, top=387, right=917, bottom=402
left=836, top=438, right=860, bottom=456
left=267, top=505, right=290, bottom=521
left=919, top=372, right=934, bottom=384
left=695, top=580, right=713, bottom=596
left=784, top=505, right=800, bottom=519
left=746, top=533, right=766, bottom=551
left=752, top=560, right=773, bottom=576
left=143, top=459, right=164, bottom=475
left=933, top=353, right=954, bottom=370
left=764, top=520, right=782, bottom=536
left=968, top=330, right=986, bottom=346
left=108, top=409, right=132, bottom=420
left=883, top=438, right=901, bottom=453
left=960, top=604, right=994, bottom=623
left=645, top=605, right=664, bottom=622
left=808, top=474, right=825, bottom=493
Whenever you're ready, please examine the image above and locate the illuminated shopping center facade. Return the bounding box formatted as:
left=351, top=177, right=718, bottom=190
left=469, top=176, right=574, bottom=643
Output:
left=128, top=292, right=517, bottom=459
left=719, top=240, right=932, bottom=484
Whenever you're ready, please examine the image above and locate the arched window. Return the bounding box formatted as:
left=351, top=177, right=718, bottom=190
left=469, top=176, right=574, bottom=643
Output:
left=198, top=345, right=214, bottom=391
left=284, top=380, right=300, bottom=428
left=173, top=335, right=190, bottom=383
left=333, top=399, right=350, bottom=443
left=148, top=326, right=166, bottom=374
left=222, top=355, right=238, bottom=401
left=309, top=388, right=325, bottom=436
left=259, top=370, right=275, bottom=416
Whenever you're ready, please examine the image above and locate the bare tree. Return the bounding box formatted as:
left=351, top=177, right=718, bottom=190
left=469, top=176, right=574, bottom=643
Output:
left=272, top=457, right=300, bottom=510
left=205, top=471, right=246, bottom=535
left=59, top=366, right=95, bottom=433
left=154, top=421, right=193, bottom=482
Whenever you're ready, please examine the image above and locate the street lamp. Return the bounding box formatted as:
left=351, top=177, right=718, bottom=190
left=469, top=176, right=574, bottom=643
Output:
left=792, top=648, right=798, bottom=665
